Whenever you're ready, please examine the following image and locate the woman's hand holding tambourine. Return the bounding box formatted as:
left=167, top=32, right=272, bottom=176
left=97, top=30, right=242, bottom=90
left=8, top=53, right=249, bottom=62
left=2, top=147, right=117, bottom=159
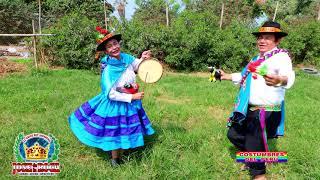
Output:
left=132, top=92, right=144, bottom=100
left=141, top=50, right=152, bottom=60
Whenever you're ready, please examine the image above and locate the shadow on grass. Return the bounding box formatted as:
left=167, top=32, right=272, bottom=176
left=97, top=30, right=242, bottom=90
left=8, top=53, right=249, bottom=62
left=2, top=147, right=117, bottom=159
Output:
left=95, top=122, right=188, bottom=166
left=95, top=125, right=162, bottom=164
left=121, top=123, right=187, bottom=162
left=121, top=132, right=159, bottom=163
left=228, top=146, right=239, bottom=160
left=267, top=138, right=279, bottom=152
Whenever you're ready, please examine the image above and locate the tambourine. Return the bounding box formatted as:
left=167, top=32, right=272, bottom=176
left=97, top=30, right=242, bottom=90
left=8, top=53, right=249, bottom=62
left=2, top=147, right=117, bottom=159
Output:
left=138, top=58, right=163, bottom=83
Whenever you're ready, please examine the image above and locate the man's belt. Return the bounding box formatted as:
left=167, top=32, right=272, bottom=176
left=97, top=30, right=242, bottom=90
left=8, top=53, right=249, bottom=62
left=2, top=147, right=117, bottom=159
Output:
left=249, top=104, right=281, bottom=112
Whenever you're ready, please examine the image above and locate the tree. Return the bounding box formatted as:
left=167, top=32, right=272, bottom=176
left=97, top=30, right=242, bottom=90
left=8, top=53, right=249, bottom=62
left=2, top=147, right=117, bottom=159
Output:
left=40, top=12, right=98, bottom=69
left=41, top=0, right=113, bottom=27
left=134, top=0, right=181, bottom=26
left=254, top=0, right=318, bottom=22
left=0, top=0, right=35, bottom=44
left=183, top=0, right=264, bottom=26
left=116, top=0, right=127, bottom=19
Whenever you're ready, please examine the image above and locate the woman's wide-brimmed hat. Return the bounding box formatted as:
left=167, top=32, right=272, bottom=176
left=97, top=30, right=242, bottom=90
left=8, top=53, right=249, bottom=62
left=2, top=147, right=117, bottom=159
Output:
left=252, top=21, right=288, bottom=38
left=96, top=26, right=121, bottom=51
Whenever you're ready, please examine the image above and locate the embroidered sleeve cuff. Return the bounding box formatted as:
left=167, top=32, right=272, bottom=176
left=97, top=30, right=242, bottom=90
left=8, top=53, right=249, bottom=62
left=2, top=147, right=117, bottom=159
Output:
left=282, top=71, right=295, bottom=89
left=109, top=89, right=132, bottom=103
left=132, top=58, right=143, bottom=71
left=231, top=73, right=242, bottom=85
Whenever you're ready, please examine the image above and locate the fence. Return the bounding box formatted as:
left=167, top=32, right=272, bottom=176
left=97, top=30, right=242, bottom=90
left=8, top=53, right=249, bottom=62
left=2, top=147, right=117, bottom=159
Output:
left=0, top=0, right=113, bottom=69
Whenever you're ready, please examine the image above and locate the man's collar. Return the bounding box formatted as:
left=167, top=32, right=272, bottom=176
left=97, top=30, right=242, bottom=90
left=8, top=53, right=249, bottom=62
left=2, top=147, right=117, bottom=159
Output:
left=260, top=47, right=278, bottom=56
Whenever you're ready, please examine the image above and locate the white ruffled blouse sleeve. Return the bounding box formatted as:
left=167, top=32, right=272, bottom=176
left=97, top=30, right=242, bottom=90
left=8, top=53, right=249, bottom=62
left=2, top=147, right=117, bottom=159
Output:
left=108, top=59, right=142, bottom=103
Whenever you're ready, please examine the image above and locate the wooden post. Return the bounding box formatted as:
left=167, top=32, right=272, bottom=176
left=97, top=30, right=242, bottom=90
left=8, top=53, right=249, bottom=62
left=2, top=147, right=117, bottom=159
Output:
left=0, top=34, right=54, bottom=36
left=38, top=0, right=43, bottom=64
left=235, top=0, right=239, bottom=20
left=38, top=0, right=41, bottom=34
left=273, top=1, right=279, bottom=21
left=166, top=3, right=169, bottom=26
left=318, top=4, right=320, bottom=21
left=104, top=0, right=108, bottom=29
left=109, top=18, right=112, bottom=30
left=32, top=20, right=38, bottom=69
left=219, top=3, right=224, bottom=29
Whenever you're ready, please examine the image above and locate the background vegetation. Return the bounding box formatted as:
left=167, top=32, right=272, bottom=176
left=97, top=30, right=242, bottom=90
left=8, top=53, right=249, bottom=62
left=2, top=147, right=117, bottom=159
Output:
left=1, top=0, right=319, bottom=70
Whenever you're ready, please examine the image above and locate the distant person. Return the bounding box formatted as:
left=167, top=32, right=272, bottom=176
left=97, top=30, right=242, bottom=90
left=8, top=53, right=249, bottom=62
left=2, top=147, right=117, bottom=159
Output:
left=220, top=21, right=295, bottom=180
left=68, top=26, right=155, bottom=167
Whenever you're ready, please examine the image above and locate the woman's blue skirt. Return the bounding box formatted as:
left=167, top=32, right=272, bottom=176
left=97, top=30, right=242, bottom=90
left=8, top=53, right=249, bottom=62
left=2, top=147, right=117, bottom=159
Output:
left=68, top=93, right=155, bottom=151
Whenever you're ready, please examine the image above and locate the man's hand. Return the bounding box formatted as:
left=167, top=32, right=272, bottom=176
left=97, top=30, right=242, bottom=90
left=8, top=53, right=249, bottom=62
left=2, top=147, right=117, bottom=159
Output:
left=132, top=92, right=144, bottom=100
left=141, top=50, right=152, bottom=60
left=220, top=70, right=232, bottom=80
left=263, top=74, right=287, bottom=86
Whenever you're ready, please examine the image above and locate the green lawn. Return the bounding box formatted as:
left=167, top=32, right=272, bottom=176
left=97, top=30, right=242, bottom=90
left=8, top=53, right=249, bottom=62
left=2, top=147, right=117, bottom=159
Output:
left=0, top=69, right=319, bottom=179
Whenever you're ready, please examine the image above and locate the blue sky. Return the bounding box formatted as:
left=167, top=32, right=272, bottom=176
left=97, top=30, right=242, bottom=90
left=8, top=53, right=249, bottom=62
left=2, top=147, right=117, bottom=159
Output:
left=107, top=0, right=185, bottom=20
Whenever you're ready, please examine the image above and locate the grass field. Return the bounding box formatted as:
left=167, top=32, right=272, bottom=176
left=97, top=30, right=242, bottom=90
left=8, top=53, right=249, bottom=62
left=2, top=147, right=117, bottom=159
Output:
left=0, top=68, right=319, bottom=179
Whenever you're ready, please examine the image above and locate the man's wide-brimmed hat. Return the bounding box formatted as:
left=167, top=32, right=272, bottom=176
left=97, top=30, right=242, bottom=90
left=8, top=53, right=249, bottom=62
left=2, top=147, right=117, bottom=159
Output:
left=96, top=26, right=121, bottom=51
left=252, top=21, right=288, bottom=38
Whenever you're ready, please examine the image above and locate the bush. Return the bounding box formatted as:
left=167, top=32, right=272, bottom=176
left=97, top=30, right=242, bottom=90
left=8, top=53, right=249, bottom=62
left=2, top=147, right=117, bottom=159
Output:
left=120, top=19, right=173, bottom=61
left=123, top=12, right=319, bottom=71
left=40, top=13, right=98, bottom=69
left=41, top=0, right=108, bottom=27
left=205, top=21, right=256, bottom=71
left=123, top=9, right=256, bottom=71
left=281, top=20, right=320, bottom=67
left=164, top=10, right=219, bottom=71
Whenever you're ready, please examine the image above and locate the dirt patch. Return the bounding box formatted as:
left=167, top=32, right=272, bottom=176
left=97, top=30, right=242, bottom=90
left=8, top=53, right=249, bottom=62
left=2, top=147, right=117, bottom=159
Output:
left=0, top=57, right=27, bottom=76
left=207, top=105, right=229, bottom=122
left=184, top=116, right=203, bottom=130
left=156, top=95, right=191, bottom=104
left=165, top=71, right=209, bottom=78
left=76, top=154, right=91, bottom=161
left=183, top=106, right=230, bottom=130
left=189, top=72, right=209, bottom=78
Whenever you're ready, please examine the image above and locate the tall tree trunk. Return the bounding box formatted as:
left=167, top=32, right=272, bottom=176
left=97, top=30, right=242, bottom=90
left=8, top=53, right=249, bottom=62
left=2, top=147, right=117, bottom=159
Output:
left=318, top=3, right=320, bottom=21
left=38, top=0, right=41, bottom=34
left=219, top=3, right=224, bottom=29
left=104, top=1, right=108, bottom=29
left=166, top=3, right=169, bottom=26
left=273, top=1, right=279, bottom=21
